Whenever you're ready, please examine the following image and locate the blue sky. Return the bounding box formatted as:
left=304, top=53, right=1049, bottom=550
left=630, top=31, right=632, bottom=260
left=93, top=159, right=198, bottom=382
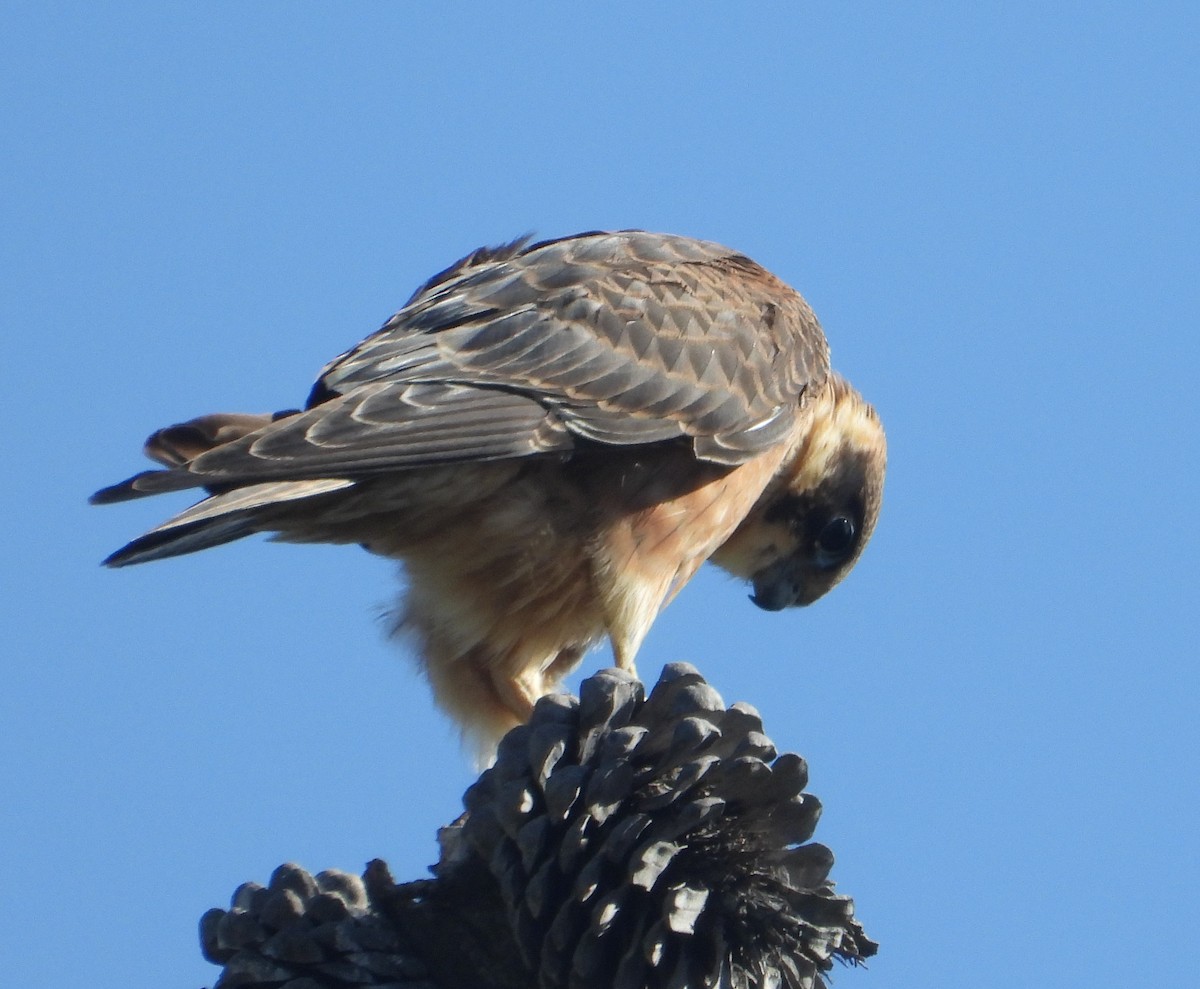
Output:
left=2, top=3, right=1197, bottom=987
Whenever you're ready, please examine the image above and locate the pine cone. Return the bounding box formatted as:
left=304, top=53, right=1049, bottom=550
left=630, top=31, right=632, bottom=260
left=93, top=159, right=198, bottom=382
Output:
left=200, top=664, right=876, bottom=989
left=199, top=862, right=431, bottom=989
left=451, top=663, right=877, bottom=989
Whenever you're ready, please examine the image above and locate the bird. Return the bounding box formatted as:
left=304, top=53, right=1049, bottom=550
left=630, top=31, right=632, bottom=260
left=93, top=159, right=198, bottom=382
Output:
left=92, top=230, right=886, bottom=756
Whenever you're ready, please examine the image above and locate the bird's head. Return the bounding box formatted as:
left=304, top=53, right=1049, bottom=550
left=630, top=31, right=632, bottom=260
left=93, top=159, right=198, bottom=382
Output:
left=711, top=374, right=886, bottom=610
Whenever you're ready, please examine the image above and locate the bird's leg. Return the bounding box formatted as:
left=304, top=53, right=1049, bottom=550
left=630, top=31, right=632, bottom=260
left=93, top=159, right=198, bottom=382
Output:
left=542, top=645, right=586, bottom=687
left=609, top=638, right=641, bottom=677
left=489, top=668, right=541, bottom=725
left=492, top=644, right=593, bottom=725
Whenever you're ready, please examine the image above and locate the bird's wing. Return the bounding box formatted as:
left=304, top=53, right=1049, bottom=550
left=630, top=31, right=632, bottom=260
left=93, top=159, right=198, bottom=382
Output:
left=320, top=231, right=831, bottom=461
left=99, top=231, right=830, bottom=500
left=92, top=382, right=572, bottom=501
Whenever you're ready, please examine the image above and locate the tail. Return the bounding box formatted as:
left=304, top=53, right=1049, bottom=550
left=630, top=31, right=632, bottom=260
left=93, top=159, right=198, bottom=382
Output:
left=100, top=478, right=356, bottom=566
left=93, top=410, right=352, bottom=566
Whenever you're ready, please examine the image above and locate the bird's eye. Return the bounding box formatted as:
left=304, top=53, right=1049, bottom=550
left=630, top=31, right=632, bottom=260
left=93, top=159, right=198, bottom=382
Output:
left=815, top=515, right=855, bottom=562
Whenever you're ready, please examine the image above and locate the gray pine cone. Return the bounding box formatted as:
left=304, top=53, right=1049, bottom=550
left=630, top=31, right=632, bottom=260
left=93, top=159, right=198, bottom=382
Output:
left=449, top=663, right=876, bottom=989
left=200, top=862, right=432, bottom=989
left=200, top=664, right=875, bottom=989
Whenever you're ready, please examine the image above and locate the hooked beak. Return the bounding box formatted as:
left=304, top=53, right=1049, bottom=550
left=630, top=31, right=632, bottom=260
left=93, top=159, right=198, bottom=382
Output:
left=748, top=558, right=806, bottom=611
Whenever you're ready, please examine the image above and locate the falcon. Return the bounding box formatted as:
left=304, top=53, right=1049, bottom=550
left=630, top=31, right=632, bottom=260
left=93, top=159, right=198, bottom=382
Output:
left=93, top=231, right=886, bottom=755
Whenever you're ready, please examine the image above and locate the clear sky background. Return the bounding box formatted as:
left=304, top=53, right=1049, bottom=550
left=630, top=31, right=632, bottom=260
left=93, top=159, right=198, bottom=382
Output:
left=2, top=4, right=1196, bottom=987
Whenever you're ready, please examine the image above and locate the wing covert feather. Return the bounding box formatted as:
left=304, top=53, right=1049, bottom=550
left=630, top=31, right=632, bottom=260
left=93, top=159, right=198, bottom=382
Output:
left=182, top=382, right=573, bottom=483
left=311, top=231, right=830, bottom=468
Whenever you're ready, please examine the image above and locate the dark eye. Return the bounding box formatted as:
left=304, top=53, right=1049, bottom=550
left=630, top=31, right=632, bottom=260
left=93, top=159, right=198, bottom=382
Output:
left=815, top=515, right=855, bottom=562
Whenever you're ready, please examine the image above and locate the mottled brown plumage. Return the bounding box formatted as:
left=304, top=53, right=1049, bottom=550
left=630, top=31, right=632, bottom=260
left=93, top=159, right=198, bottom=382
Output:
left=93, top=231, right=886, bottom=756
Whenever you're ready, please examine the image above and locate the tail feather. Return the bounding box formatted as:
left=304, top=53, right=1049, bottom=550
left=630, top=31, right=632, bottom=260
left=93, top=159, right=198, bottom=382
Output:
left=102, top=514, right=263, bottom=567
left=100, top=478, right=356, bottom=567
left=90, top=467, right=209, bottom=504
